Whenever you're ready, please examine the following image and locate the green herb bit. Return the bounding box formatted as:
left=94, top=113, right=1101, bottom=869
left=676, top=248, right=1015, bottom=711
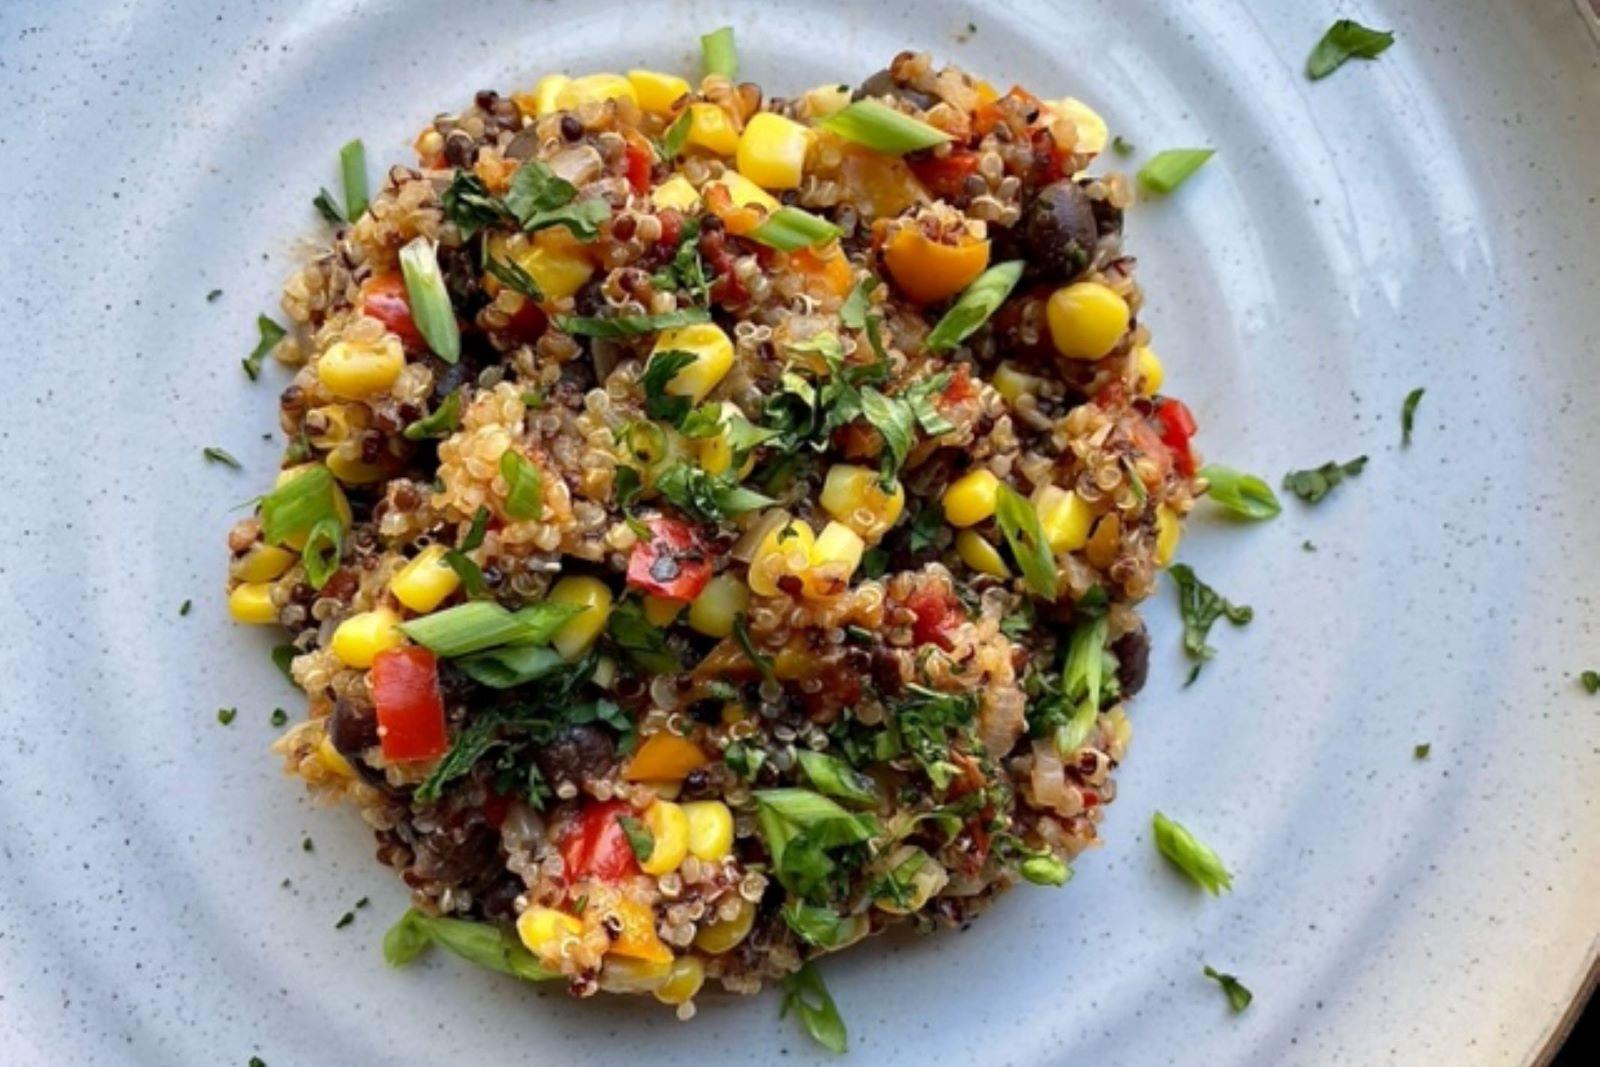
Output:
left=1306, top=19, right=1395, bottom=80
left=660, top=109, right=693, bottom=160
left=1203, top=966, right=1253, bottom=1012
left=994, top=482, right=1058, bottom=598
left=300, top=516, right=344, bottom=591
left=1168, top=563, right=1251, bottom=671
left=179, top=599, right=193, bottom=616
left=1581, top=670, right=1600, bottom=695
left=382, top=907, right=558, bottom=982
left=617, top=815, right=655, bottom=863
left=484, top=255, right=544, bottom=301
left=1413, top=742, right=1431, bottom=760
left=340, top=139, right=369, bottom=220
left=499, top=450, right=544, bottom=520
left=1111, top=134, right=1135, bottom=156
left=312, top=188, right=346, bottom=224
left=398, top=236, right=461, bottom=364
left=700, top=25, right=738, bottom=78
left=654, top=463, right=773, bottom=522
left=555, top=307, right=711, bottom=338
left=782, top=900, right=866, bottom=949
left=270, top=708, right=289, bottom=728
left=1198, top=464, right=1281, bottom=520
left=402, top=389, right=463, bottom=441
left=217, top=707, right=237, bottom=725
left=243, top=314, right=287, bottom=381
left=795, top=750, right=879, bottom=807
left=732, top=614, right=775, bottom=678
left=780, top=962, right=848, bottom=1054
left=202, top=447, right=241, bottom=470
left=335, top=911, right=355, bottom=929
left=1401, top=387, right=1424, bottom=446
left=1137, top=148, right=1214, bottom=195
left=607, top=599, right=683, bottom=674
left=1283, top=455, right=1367, bottom=504
left=925, top=261, right=1023, bottom=352
left=819, top=99, right=950, bottom=155
left=1152, top=811, right=1232, bottom=894
left=302, top=836, right=314, bottom=852
left=206, top=288, right=223, bottom=302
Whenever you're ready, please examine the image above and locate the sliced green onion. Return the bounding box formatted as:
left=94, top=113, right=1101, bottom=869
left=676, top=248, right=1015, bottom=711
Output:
left=659, top=109, right=693, bottom=160
left=301, top=516, right=344, bottom=590
left=398, top=236, right=461, bottom=364
left=925, top=260, right=1023, bottom=352
left=1137, top=148, right=1214, bottom=195
left=312, top=188, right=346, bottom=225
left=202, top=446, right=241, bottom=469
left=994, top=482, right=1058, bottom=599
left=243, top=314, right=287, bottom=381
left=554, top=307, right=710, bottom=339
left=1198, top=465, right=1281, bottom=521
left=795, top=750, right=879, bottom=807
left=259, top=465, right=339, bottom=546
left=499, top=450, right=544, bottom=521
left=748, top=206, right=841, bottom=252
left=340, top=139, right=369, bottom=220
left=700, top=26, right=738, bottom=79
left=398, top=601, right=584, bottom=658
left=780, top=962, right=848, bottom=1054
left=818, top=99, right=951, bottom=155
left=1152, top=811, right=1233, bottom=895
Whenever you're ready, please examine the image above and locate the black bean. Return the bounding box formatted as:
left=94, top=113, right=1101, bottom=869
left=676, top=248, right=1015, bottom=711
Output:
left=534, top=725, right=616, bottom=785
left=329, top=696, right=380, bottom=756
left=854, top=69, right=938, bottom=111
left=560, top=115, right=583, bottom=142
left=1112, top=626, right=1150, bottom=697
left=1021, top=180, right=1099, bottom=282
left=443, top=129, right=477, bottom=167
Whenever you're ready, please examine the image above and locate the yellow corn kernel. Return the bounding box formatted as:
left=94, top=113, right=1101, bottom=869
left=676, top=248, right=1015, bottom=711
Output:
left=747, top=517, right=815, bottom=597
left=651, top=174, right=701, bottom=213
left=715, top=169, right=782, bottom=212
left=803, top=83, right=852, bottom=117
left=805, top=521, right=864, bottom=598
left=684, top=103, right=740, bottom=156
left=643, top=594, right=685, bottom=627
left=992, top=361, right=1047, bottom=404
left=719, top=702, right=747, bottom=725
left=649, top=323, right=734, bottom=403
left=228, top=582, right=277, bottom=625
left=1135, top=345, right=1164, bottom=396
left=389, top=544, right=461, bottom=614
left=316, top=733, right=355, bottom=778
left=653, top=955, right=706, bottom=1005
left=942, top=469, right=1000, bottom=528
left=1046, top=282, right=1130, bottom=362
left=687, top=574, right=748, bottom=638
left=956, top=529, right=1010, bottom=578
left=547, top=576, right=613, bottom=659
left=693, top=402, right=756, bottom=478
left=316, top=337, right=405, bottom=400
left=522, top=75, right=572, bottom=117
left=736, top=112, right=811, bottom=190
left=693, top=896, right=756, bottom=954
left=517, top=906, right=585, bottom=965
left=1034, top=486, right=1094, bottom=552
left=601, top=897, right=673, bottom=963
left=626, top=69, right=690, bottom=115
left=1084, top=513, right=1122, bottom=571
left=1155, top=505, right=1181, bottom=566
left=325, top=447, right=388, bottom=486
left=681, top=800, right=734, bottom=861
left=556, top=73, right=637, bottom=111
left=772, top=644, right=817, bottom=681
left=1048, top=97, right=1108, bottom=156
left=600, top=954, right=673, bottom=993
left=329, top=608, right=404, bottom=669
left=510, top=227, right=595, bottom=301
left=232, top=544, right=296, bottom=583
left=640, top=800, right=690, bottom=875
left=819, top=464, right=905, bottom=542
left=305, top=403, right=365, bottom=449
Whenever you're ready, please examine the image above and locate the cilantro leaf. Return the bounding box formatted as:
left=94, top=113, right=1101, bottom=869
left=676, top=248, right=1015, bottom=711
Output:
left=1283, top=456, right=1367, bottom=504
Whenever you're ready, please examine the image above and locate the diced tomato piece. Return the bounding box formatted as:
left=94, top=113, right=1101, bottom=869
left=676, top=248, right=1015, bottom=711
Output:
left=360, top=273, right=425, bottom=349
left=560, top=800, right=640, bottom=883
left=941, top=364, right=978, bottom=404
left=1151, top=398, right=1198, bottom=476
left=907, top=149, right=980, bottom=201
left=624, top=140, right=653, bottom=196
left=505, top=295, right=548, bottom=342
left=481, top=791, right=512, bottom=828
left=904, top=584, right=961, bottom=651
left=370, top=647, right=448, bottom=762
left=657, top=208, right=683, bottom=250
left=627, top=516, right=713, bottom=601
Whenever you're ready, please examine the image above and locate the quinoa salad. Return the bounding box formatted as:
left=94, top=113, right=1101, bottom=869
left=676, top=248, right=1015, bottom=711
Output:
left=224, top=31, right=1205, bottom=1040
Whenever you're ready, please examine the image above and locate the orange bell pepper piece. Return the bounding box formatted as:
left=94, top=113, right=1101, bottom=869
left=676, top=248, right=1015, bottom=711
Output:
left=600, top=897, right=674, bottom=963
left=790, top=244, right=854, bottom=301
left=882, top=228, right=991, bottom=304
left=703, top=181, right=764, bottom=237
left=623, top=732, right=709, bottom=782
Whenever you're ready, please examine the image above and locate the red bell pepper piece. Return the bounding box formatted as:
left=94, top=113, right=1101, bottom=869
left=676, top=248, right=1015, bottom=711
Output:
left=626, top=516, right=713, bottom=601
left=370, top=647, right=448, bottom=762
left=360, top=273, right=426, bottom=349
left=907, top=149, right=980, bottom=201
left=904, top=584, right=961, bottom=652
left=623, top=141, right=653, bottom=196
left=560, top=800, right=640, bottom=882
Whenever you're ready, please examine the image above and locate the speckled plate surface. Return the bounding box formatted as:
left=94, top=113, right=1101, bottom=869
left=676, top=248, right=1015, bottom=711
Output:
left=2, top=1, right=1598, bottom=1063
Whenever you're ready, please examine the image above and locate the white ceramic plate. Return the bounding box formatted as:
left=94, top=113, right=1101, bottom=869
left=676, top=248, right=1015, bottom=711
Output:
left=2, top=1, right=1598, bottom=1063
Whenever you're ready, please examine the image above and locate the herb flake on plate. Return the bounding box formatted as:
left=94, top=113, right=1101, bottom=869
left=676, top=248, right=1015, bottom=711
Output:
left=1283, top=456, right=1367, bottom=504
left=1203, top=965, right=1253, bottom=1012
left=1401, top=387, right=1425, bottom=446
left=1307, top=19, right=1395, bottom=81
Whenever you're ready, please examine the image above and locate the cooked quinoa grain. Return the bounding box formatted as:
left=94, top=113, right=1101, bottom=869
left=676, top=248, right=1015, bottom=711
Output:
left=229, top=46, right=1204, bottom=1020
